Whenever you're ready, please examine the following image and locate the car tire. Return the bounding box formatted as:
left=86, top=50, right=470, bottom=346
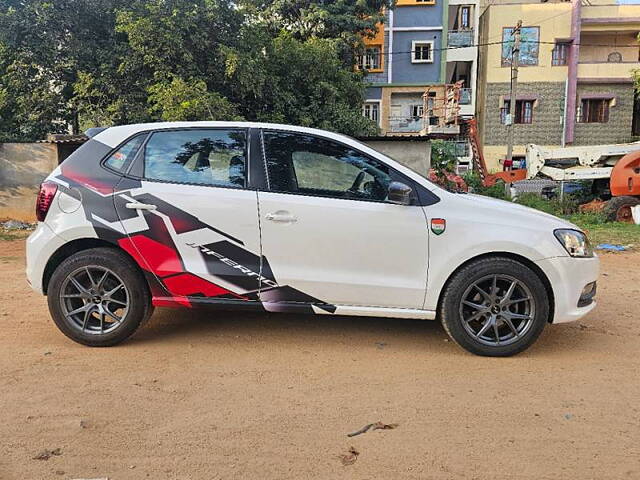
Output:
left=439, top=257, right=549, bottom=357
left=47, top=247, right=153, bottom=347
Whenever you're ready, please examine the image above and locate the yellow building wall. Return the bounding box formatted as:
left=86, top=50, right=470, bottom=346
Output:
left=579, top=32, right=638, bottom=63
left=362, top=22, right=384, bottom=73
left=483, top=3, right=572, bottom=84
left=582, top=3, right=640, bottom=21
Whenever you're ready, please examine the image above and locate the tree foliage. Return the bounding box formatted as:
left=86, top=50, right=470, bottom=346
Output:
left=0, top=0, right=392, bottom=141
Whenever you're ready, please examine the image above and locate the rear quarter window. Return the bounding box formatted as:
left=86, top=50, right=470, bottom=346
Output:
left=104, top=135, right=146, bottom=172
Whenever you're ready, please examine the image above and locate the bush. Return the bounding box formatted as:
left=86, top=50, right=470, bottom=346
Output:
left=462, top=171, right=509, bottom=200
left=514, top=192, right=578, bottom=216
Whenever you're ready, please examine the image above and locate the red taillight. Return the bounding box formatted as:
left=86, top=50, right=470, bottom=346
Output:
left=36, top=182, right=58, bottom=222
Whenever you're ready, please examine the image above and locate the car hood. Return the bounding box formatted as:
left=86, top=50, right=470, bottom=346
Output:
left=452, top=193, right=579, bottom=231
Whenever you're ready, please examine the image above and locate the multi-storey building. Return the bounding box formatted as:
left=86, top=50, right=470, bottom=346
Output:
left=360, top=0, right=480, bottom=135
left=476, top=0, right=640, bottom=172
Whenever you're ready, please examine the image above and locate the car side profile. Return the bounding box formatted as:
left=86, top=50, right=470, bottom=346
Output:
left=26, top=122, right=599, bottom=356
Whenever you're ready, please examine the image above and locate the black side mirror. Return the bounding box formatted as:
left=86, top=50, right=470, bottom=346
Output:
left=387, top=181, right=412, bottom=205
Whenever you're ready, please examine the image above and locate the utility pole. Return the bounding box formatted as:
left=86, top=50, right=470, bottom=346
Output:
left=505, top=20, right=521, bottom=196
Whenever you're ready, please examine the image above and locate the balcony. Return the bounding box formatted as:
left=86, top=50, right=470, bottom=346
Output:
left=577, top=62, right=638, bottom=80
left=448, top=29, right=474, bottom=48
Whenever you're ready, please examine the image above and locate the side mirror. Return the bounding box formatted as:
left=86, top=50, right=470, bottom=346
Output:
left=387, top=181, right=412, bottom=205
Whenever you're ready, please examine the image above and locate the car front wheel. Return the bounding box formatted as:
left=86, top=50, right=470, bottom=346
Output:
left=439, top=257, right=549, bottom=357
left=47, top=247, right=153, bottom=347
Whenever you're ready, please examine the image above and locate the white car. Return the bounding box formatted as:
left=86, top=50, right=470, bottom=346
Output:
left=26, top=122, right=599, bottom=356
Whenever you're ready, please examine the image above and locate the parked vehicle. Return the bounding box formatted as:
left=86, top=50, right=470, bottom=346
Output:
left=26, top=122, right=599, bottom=356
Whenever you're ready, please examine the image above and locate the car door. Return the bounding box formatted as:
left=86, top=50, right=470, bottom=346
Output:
left=257, top=129, right=430, bottom=310
left=112, top=127, right=264, bottom=303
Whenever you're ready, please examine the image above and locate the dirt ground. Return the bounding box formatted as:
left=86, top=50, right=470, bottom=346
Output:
left=1, top=239, right=639, bottom=480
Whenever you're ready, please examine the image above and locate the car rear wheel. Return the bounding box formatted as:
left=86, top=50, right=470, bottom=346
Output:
left=47, top=247, right=153, bottom=346
left=439, top=257, right=549, bottom=357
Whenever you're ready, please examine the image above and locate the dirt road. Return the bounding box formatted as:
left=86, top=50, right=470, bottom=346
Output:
left=1, top=239, right=639, bottom=479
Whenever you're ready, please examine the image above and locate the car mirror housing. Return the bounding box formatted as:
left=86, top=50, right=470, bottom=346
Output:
left=387, top=181, right=412, bottom=205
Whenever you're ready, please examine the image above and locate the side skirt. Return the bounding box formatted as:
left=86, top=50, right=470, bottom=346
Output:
left=153, top=296, right=437, bottom=320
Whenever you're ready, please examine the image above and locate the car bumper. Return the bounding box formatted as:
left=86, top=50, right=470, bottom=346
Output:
left=26, top=222, right=66, bottom=295
left=534, top=255, right=600, bottom=324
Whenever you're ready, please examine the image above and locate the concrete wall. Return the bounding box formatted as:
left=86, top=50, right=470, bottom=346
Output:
left=0, top=143, right=58, bottom=222
left=482, top=81, right=566, bottom=147
left=574, top=82, right=637, bottom=145
left=363, top=139, right=431, bottom=176
left=391, top=30, right=443, bottom=84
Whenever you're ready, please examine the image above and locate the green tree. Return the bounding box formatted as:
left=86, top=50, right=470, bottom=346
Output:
left=225, top=31, right=378, bottom=135
left=0, top=0, right=388, bottom=140
left=147, top=76, right=241, bottom=122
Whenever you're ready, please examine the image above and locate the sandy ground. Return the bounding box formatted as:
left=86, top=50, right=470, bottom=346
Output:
left=0, top=239, right=639, bottom=480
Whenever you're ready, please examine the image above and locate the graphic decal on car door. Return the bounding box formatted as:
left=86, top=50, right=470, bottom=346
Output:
left=51, top=165, right=335, bottom=313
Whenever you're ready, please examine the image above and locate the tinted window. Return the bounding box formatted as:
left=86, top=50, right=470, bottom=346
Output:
left=263, top=131, right=394, bottom=202
left=105, top=135, right=145, bottom=172
left=144, top=129, right=246, bottom=187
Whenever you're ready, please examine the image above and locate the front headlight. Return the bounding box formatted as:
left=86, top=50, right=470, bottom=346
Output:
left=554, top=229, right=593, bottom=258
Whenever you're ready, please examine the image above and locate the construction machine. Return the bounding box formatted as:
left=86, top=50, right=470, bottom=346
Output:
left=525, top=143, right=640, bottom=222
left=466, top=117, right=640, bottom=221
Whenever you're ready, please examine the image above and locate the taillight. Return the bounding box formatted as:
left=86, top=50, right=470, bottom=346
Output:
left=36, top=181, right=58, bottom=222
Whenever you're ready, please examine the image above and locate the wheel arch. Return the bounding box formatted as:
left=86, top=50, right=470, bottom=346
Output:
left=436, top=251, right=555, bottom=323
left=42, top=238, right=145, bottom=295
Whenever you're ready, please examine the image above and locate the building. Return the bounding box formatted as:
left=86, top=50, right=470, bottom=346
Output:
left=476, top=0, right=640, bottom=172
left=360, top=0, right=480, bottom=135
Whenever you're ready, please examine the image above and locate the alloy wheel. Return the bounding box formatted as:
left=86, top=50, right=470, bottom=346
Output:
left=459, top=274, right=535, bottom=346
left=59, top=266, right=130, bottom=335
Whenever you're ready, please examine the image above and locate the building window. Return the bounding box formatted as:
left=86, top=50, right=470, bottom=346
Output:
left=412, top=41, right=434, bottom=63
left=501, top=26, right=539, bottom=66
left=410, top=104, right=424, bottom=119
left=357, top=46, right=382, bottom=71
left=501, top=100, right=534, bottom=124
left=577, top=99, right=610, bottom=123
left=362, top=102, right=380, bottom=124
left=552, top=42, right=569, bottom=66
left=460, top=6, right=471, bottom=29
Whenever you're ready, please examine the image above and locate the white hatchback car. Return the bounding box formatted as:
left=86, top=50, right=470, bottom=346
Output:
left=26, top=122, right=599, bottom=356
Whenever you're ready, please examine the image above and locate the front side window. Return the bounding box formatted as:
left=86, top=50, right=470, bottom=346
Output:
left=105, top=135, right=146, bottom=172
left=501, top=100, right=534, bottom=124
left=412, top=41, right=433, bottom=63
left=263, top=131, right=398, bottom=202
left=144, top=129, right=246, bottom=187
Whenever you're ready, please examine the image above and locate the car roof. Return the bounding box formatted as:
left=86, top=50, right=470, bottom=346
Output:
left=92, top=121, right=356, bottom=149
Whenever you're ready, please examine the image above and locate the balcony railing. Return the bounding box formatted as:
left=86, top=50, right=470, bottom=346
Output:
left=388, top=116, right=424, bottom=133
left=448, top=29, right=474, bottom=48
left=459, top=88, right=472, bottom=105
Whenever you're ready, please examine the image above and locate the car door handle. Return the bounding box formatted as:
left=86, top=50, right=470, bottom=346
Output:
left=265, top=211, right=297, bottom=223
left=125, top=202, right=157, bottom=211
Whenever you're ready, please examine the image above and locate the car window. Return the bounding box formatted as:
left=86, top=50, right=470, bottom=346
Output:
left=144, top=129, right=246, bottom=187
left=105, top=135, right=146, bottom=172
left=262, top=131, right=393, bottom=202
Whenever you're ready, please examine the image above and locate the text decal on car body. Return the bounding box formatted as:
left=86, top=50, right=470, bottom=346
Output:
left=431, top=218, right=446, bottom=235
left=186, top=242, right=279, bottom=288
